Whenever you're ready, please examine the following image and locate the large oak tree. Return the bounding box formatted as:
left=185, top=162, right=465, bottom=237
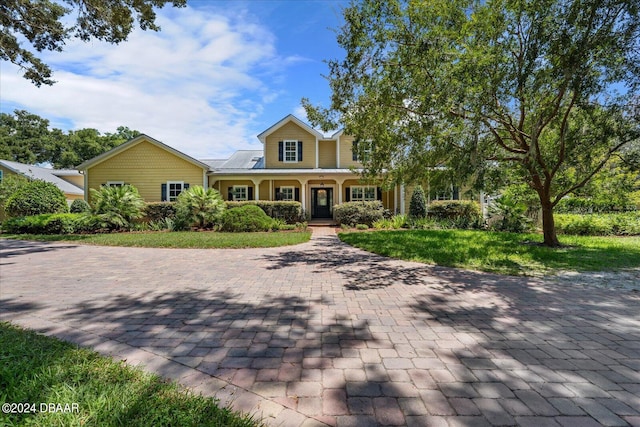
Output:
left=1, top=0, right=186, bottom=86
left=304, top=0, right=640, bottom=246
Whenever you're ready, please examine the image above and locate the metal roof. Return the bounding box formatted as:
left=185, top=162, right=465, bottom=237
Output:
left=0, top=160, right=84, bottom=195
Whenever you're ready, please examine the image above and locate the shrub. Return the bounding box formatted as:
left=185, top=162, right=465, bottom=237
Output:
left=487, top=196, right=534, bottom=233
left=219, top=204, right=274, bottom=232
left=409, top=185, right=427, bottom=219
left=555, top=212, right=640, bottom=236
left=175, top=186, right=225, bottom=229
left=144, top=202, right=177, bottom=222
left=0, top=174, right=29, bottom=218
left=555, top=197, right=636, bottom=214
left=356, top=223, right=369, bottom=230
left=334, top=201, right=385, bottom=227
left=428, top=200, right=482, bottom=229
left=90, top=184, right=145, bottom=231
left=5, top=180, right=68, bottom=218
left=225, top=201, right=303, bottom=223
left=70, top=199, right=91, bottom=213
left=2, top=213, right=87, bottom=234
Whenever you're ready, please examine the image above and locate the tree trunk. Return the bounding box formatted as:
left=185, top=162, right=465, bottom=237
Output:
left=540, top=199, right=560, bottom=247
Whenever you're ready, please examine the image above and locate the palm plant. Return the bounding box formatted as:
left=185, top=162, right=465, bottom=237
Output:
left=90, top=184, right=145, bottom=231
left=175, top=186, right=225, bottom=229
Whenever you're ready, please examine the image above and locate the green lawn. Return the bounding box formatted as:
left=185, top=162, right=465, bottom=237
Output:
left=1, top=230, right=311, bottom=248
left=339, top=229, right=640, bottom=276
left=0, top=322, right=261, bottom=427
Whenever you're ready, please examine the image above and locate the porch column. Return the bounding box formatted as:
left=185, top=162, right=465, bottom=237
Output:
left=335, top=178, right=345, bottom=205
left=269, top=180, right=273, bottom=201
left=251, top=179, right=261, bottom=200
left=300, top=179, right=308, bottom=213
left=400, top=184, right=406, bottom=214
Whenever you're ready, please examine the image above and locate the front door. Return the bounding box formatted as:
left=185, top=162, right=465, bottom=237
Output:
left=311, top=188, right=333, bottom=218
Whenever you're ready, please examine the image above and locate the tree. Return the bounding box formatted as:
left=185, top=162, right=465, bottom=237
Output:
left=175, top=186, right=225, bottom=229
left=408, top=185, right=427, bottom=219
left=303, top=0, right=640, bottom=246
left=1, top=0, right=186, bottom=86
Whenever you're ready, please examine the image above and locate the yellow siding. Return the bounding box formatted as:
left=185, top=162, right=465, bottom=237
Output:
left=87, top=140, right=205, bottom=202
left=57, top=174, right=84, bottom=188
left=318, top=140, right=336, bottom=168
left=259, top=181, right=270, bottom=200
left=338, top=135, right=363, bottom=169
left=265, top=122, right=316, bottom=169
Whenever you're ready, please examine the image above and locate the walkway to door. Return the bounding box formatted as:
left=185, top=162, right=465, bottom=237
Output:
left=1, top=233, right=639, bottom=426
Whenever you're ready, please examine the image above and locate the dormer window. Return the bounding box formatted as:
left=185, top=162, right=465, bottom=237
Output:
left=278, top=140, right=303, bottom=163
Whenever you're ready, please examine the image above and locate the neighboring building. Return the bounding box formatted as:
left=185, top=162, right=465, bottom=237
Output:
left=0, top=159, right=84, bottom=201
left=78, top=115, right=407, bottom=219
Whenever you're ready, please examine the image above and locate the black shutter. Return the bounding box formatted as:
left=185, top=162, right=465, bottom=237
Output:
left=248, top=187, right=254, bottom=200
left=452, top=186, right=459, bottom=200
left=278, top=141, right=283, bottom=161
left=184, top=183, right=190, bottom=190
left=228, top=189, right=233, bottom=200
left=297, top=141, right=303, bottom=162
left=294, top=188, right=300, bottom=202
left=275, top=187, right=281, bottom=200
left=345, top=187, right=350, bottom=202
left=161, top=184, right=167, bottom=201
left=352, top=140, right=359, bottom=161
left=377, top=187, right=383, bottom=201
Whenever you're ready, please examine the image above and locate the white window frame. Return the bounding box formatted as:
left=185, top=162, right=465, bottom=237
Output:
left=351, top=185, right=377, bottom=202
left=232, top=185, right=248, bottom=201
left=353, top=140, right=372, bottom=162
left=106, top=181, right=124, bottom=187
left=284, top=140, right=298, bottom=163
left=280, top=186, right=295, bottom=201
left=167, top=181, right=184, bottom=202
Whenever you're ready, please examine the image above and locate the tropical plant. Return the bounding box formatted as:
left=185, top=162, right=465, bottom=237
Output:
left=175, top=186, right=225, bottom=229
left=5, top=179, right=68, bottom=217
left=89, top=184, right=145, bottom=230
left=487, top=196, right=534, bottom=233
left=409, top=185, right=427, bottom=219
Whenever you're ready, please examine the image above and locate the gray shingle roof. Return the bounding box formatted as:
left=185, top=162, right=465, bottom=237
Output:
left=0, top=160, right=84, bottom=196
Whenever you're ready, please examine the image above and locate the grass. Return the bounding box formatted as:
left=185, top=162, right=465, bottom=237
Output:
left=0, top=322, right=261, bottom=427
left=339, top=229, right=640, bottom=276
left=1, top=230, right=311, bottom=249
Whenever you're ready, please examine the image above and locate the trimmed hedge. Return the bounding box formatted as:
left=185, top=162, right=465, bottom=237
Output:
left=225, top=201, right=302, bottom=223
left=5, top=180, right=68, bottom=217
left=556, top=197, right=637, bottom=214
left=219, top=205, right=274, bottom=232
left=144, top=202, right=177, bottom=222
left=70, top=199, right=91, bottom=213
left=428, top=200, right=483, bottom=229
left=555, top=212, right=640, bottom=236
left=2, top=213, right=91, bottom=234
left=334, top=201, right=386, bottom=227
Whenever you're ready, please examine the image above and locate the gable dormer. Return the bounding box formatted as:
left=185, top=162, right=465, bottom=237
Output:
left=258, top=115, right=324, bottom=169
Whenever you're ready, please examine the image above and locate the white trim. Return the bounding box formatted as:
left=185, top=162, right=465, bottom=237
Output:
left=106, top=181, right=124, bottom=187
left=315, top=136, right=319, bottom=169
left=167, top=180, right=185, bottom=202
left=336, top=134, right=340, bottom=168
left=257, top=114, right=324, bottom=143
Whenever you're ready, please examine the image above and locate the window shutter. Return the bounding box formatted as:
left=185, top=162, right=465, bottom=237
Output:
left=161, top=183, right=167, bottom=202
left=452, top=186, right=459, bottom=200
left=275, top=187, right=281, bottom=200
left=352, top=140, right=359, bottom=161
left=294, top=188, right=300, bottom=202
left=278, top=141, right=283, bottom=161
left=228, top=189, right=233, bottom=200
left=377, top=187, right=383, bottom=201
left=345, top=187, right=350, bottom=202
left=248, top=187, right=254, bottom=200
left=297, top=141, right=303, bottom=162
left=184, top=183, right=190, bottom=190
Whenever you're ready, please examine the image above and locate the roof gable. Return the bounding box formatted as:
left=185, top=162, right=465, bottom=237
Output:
left=257, top=114, right=324, bottom=143
left=76, top=134, right=210, bottom=171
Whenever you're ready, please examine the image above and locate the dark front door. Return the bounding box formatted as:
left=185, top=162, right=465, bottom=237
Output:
left=312, top=188, right=333, bottom=218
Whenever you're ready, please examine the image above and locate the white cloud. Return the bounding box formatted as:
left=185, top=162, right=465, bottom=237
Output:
left=0, top=4, right=298, bottom=159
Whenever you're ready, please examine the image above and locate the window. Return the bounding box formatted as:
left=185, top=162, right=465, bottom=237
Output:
left=107, top=181, right=124, bottom=187
left=279, top=186, right=294, bottom=201
left=352, top=140, right=372, bottom=162
left=0, top=170, right=3, bottom=181
left=350, top=186, right=377, bottom=202
left=284, top=140, right=298, bottom=162
left=167, top=181, right=184, bottom=202
left=232, top=185, right=248, bottom=201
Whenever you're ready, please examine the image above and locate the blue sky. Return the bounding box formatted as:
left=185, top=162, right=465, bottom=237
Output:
left=0, top=0, right=349, bottom=159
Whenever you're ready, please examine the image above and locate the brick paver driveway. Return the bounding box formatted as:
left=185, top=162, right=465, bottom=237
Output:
left=1, top=229, right=639, bottom=426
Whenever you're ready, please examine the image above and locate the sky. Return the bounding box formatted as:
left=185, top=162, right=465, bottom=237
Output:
left=0, top=0, right=349, bottom=160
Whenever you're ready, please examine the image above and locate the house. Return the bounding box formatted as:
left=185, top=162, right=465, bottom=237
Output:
left=0, top=159, right=85, bottom=201
left=77, top=115, right=409, bottom=219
